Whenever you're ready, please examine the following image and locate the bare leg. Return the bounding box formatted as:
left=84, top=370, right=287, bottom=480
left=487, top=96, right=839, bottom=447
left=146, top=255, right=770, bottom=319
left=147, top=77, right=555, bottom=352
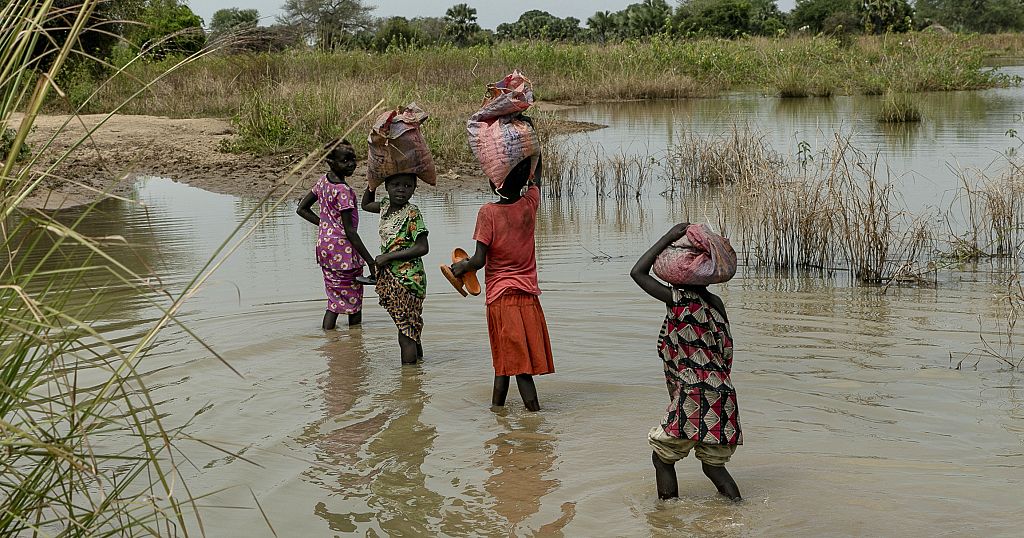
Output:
left=323, top=311, right=339, bottom=330
left=515, top=374, right=540, bottom=411
left=701, top=462, right=741, bottom=501
left=398, top=333, right=419, bottom=365
left=492, top=375, right=510, bottom=406
left=652, top=451, right=679, bottom=500
left=348, top=311, right=362, bottom=326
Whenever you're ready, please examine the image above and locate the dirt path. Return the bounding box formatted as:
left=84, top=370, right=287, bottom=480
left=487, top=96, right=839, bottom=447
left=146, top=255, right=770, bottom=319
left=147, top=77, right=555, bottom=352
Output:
left=11, top=108, right=601, bottom=210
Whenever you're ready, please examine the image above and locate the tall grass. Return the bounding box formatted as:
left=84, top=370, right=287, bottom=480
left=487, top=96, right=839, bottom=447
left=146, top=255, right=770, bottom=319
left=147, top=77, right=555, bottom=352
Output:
left=952, top=161, right=1024, bottom=258
left=666, top=126, right=785, bottom=187
left=55, top=33, right=1016, bottom=161
left=2, top=2, right=377, bottom=533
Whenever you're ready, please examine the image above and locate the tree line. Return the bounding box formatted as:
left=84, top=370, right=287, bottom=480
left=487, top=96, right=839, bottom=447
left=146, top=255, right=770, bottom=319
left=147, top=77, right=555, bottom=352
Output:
left=246, top=0, right=1024, bottom=51
left=26, top=0, right=1024, bottom=66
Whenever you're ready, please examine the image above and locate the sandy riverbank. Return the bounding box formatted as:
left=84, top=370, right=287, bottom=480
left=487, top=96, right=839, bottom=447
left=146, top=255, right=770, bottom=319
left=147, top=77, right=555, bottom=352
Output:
left=11, top=107, right=601, bottom=210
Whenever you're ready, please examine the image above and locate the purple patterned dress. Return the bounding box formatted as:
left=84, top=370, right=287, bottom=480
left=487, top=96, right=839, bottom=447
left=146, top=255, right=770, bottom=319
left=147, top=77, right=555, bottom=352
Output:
left=312, top=175, right=364, bottom=314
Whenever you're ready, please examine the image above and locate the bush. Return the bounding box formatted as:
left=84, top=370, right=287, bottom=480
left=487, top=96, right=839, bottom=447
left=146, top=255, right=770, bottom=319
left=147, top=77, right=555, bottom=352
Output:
left=128, top=0, right=207, bottom=59
left=1, top=127, right=31, bottom=162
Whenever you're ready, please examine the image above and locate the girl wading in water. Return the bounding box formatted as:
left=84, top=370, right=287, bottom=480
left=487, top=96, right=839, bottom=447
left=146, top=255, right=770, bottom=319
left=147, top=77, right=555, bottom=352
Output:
left=450, top=157, right=553, bottom=411
left=631, top=223, right=743, bottom=501
left=361, top=103, right=436, bottom=365
left=297, top=139, right=375, bottom=329
left=362, top=173, right=429, bottom=365
left=450, top=70, right=554, bottom=411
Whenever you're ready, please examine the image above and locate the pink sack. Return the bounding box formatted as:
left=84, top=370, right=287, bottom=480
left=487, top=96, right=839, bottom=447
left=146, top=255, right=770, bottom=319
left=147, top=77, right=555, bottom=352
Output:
left=367, top=103, right=437, bottom=191
left=466, top=70, right=540, bottom=190
left=653, top=224, right=738, bottom=286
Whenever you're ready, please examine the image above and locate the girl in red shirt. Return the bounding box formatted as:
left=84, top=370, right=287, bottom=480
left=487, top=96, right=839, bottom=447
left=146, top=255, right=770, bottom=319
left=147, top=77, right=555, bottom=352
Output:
left=451, top=157, right=554, bottom=411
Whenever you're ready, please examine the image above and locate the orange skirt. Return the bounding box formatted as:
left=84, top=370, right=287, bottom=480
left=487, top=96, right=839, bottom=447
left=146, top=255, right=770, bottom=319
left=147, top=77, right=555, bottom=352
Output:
left=486, top=291, right=555, bottom=376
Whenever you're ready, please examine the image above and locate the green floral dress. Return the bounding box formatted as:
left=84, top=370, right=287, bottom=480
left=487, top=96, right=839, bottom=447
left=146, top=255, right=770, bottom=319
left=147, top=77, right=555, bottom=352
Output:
left=378, top=197, right=428, bottom=297
left=377, top=197, right=428, bottom=340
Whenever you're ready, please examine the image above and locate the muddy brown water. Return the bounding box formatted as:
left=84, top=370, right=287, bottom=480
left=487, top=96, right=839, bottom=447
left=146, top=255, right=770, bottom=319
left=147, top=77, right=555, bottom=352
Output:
left=31, top=72, right=1024, bottom=536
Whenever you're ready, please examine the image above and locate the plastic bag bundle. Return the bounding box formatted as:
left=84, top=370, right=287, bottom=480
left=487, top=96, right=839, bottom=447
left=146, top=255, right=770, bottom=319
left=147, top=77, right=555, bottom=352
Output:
left=367, top=103, right=437, bottom=190
left=653, top=224, right=738, bottom=286
left=466, top=70, right=540, bottom=190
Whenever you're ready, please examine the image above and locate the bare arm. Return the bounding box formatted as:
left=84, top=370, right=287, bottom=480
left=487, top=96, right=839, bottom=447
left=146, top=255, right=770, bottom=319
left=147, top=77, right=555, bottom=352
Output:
left=375, top=233, right=429, bottom=267
left=297, top=192, right=319, bottom=226
left=339, top=209, right=376, bottom=278
left=451, top=241, right=488, bottom=277
left=630, top=223, right=689, bottom=304
left=361, top=187, right=381, bottom=213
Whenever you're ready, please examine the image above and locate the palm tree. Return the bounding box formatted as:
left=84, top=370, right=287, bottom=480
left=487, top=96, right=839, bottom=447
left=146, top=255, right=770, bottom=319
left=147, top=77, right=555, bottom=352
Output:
left=587, top=10, right=616, bottom=42
left=444, top=3, right=481, bottom=46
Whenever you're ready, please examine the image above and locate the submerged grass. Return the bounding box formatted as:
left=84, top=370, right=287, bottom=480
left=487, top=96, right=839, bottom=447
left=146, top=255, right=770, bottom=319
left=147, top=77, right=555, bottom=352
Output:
left=545, top=125, right=1022, bottom=286
left=951, top=162, right=1024, bottom=259
left=56, top=33, right=1018, bottom=161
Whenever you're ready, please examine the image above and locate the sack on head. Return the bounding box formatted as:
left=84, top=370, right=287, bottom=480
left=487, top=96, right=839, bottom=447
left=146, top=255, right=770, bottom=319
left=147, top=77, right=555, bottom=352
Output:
left=653, top=224, right=738, bottom=286
left=466, top=70, right=540, bottom=190
left=367, top=103, right=437, bottom=190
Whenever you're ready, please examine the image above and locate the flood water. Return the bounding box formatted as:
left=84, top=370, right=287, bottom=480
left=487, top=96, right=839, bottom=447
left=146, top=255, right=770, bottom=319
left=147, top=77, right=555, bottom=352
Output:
left=45, top=71, right=1024, bottom=536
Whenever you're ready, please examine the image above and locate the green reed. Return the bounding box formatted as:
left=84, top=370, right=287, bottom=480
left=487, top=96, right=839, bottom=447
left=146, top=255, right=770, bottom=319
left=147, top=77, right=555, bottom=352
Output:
left=878, top=91, right=924, bottom=123
left=1, top=2, right=378, bottom=534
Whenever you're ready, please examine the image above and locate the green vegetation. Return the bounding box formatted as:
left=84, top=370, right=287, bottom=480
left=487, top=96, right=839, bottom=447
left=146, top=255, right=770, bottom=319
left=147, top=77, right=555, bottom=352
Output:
left=0, top=128, right=30, bottom=162
left=675, top=0, right=787, bottom=38
left=3, top=1, right=197, bottom=533
left=128, top=0, right=205, bottom=58
left=210, top=7, right=260, bottom=38
left=2, top=1, right=321, bottom=532
left=877, top=91, right=924, bottom=123
left=916, top=0, right=1024, bottom=34
left=68, top=32, right=1014, bottom=160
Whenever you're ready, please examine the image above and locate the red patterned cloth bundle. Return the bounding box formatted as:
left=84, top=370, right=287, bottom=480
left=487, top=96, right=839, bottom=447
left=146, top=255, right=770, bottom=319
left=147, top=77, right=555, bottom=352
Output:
left=366, top=103, right=437, bottom=190
left=653, top=224, right=738, bottom=286
left=466, top=70, right=540, bottom=190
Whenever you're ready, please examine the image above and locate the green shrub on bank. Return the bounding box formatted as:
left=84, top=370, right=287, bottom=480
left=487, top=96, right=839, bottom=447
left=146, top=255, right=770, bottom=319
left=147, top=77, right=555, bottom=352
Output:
left=1, top=127, right=30, bottom=162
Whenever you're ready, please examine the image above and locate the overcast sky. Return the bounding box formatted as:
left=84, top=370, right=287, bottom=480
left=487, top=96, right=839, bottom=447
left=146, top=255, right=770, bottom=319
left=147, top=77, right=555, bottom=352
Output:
left=189, top=1, right=799, bottom=29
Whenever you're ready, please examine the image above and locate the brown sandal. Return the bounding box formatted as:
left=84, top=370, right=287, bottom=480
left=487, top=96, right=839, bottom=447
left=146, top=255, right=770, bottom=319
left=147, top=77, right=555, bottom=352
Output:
left=452, top=248, right=481, bottom=296
left=439, top=264, right=468, bottom=297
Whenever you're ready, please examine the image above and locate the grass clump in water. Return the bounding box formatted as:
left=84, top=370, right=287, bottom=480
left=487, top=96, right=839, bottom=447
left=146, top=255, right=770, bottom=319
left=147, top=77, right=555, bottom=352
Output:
left=878, top=91, right=923, bottom=123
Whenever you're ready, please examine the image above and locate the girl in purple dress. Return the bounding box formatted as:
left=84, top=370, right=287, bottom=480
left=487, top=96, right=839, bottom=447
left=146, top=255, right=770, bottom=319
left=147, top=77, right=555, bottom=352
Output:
left=297, top=140, right=376, bottom=329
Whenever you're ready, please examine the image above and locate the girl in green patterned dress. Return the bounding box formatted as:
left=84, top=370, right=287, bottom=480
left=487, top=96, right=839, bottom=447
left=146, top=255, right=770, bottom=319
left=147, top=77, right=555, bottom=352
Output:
left=362, top=173, right=429, bottom=365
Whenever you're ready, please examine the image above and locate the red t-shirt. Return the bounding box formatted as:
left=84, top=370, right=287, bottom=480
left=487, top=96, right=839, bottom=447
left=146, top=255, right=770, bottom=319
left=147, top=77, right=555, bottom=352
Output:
left=473, top=185, right=542, bottom=304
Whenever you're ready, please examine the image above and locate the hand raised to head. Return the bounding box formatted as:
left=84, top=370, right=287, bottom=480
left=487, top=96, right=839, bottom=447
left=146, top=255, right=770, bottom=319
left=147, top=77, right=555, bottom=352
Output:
left=663, top=222, right=690, bottom=243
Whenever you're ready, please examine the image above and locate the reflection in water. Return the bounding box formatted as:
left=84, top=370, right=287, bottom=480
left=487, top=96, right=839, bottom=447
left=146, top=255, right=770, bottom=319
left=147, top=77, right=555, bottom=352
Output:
left=562, top=68, right=1024, bottom=213
left=644, top=497, right=748, bottom=537
left=305, top=341, right=445, bottom=535
left=365, top=370, right=445, bottom=535
left=303, top=332, right=383, bottom=533
left=484, top=414, right=573, bottom=534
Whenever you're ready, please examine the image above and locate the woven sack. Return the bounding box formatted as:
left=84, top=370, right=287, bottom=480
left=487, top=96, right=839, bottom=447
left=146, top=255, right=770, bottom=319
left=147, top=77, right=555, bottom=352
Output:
left=367, top=103, right=437, bottom=190
left=466, top=70, right=540, bottom=189
left=653, top=224, right=737, bottom=286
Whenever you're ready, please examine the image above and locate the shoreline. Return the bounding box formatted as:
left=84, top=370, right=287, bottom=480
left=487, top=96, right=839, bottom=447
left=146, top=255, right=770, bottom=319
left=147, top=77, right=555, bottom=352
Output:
left=13, top=108, right=604, bottom=210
